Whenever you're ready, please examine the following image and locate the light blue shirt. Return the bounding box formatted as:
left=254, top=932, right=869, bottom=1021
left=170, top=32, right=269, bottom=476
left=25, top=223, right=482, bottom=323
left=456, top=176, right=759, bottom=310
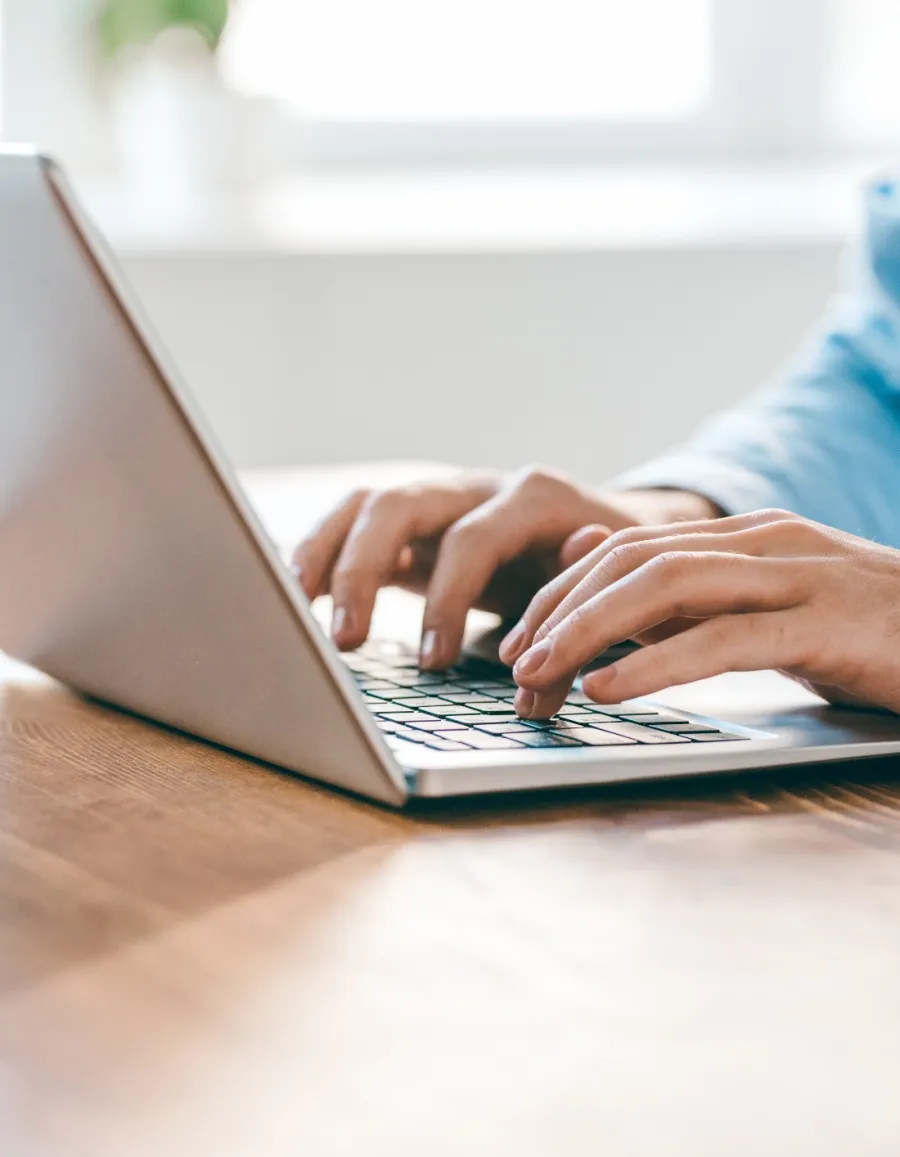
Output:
left=615, top=177, right=900, bottom=547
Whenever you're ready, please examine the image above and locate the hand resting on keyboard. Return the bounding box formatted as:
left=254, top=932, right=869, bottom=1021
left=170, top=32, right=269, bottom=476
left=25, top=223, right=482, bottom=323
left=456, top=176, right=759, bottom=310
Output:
left=291, top=466, right=716, bottom=671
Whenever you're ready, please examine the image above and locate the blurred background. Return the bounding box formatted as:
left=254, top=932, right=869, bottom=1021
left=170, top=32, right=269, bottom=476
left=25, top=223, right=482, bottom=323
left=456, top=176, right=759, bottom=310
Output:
left=3, top=0, right=900, bottom=479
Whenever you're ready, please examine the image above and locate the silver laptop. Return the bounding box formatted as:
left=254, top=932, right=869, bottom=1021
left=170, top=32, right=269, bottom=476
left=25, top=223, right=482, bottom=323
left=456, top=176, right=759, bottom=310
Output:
left=2, top=149, right=900, bottom=808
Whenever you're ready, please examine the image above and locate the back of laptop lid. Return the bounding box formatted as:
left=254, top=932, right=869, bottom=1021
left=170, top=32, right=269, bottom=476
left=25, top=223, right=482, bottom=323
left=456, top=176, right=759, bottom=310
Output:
left=0, top=150, right=406, bottom=806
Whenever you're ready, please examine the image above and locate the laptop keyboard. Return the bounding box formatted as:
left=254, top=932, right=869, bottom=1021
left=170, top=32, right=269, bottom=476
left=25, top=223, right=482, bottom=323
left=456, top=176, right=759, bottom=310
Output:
left=344, top=641, right=748, bottom=754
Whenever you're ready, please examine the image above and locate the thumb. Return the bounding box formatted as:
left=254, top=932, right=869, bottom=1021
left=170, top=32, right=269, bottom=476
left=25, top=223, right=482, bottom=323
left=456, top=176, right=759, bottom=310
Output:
left=559, top=524, right=612, bottom=569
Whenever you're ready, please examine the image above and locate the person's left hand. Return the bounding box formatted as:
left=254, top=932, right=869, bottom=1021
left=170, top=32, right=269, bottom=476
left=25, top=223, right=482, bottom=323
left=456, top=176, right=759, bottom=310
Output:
left=499, top=508, right=900, bottom=719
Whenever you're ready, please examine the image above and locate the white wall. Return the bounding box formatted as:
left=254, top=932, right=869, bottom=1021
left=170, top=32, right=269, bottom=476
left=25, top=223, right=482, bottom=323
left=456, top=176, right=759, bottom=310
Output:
left=122, top=244, right=841, bottom=483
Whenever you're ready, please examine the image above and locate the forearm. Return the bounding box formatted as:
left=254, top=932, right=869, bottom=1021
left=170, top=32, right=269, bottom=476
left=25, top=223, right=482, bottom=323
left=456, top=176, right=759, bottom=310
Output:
left=607, top=180, right=900, bottom=544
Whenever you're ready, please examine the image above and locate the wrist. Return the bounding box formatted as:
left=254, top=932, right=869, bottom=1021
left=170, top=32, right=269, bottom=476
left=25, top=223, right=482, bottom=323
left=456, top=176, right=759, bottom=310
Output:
left=608, top=488, right=724, bottom=527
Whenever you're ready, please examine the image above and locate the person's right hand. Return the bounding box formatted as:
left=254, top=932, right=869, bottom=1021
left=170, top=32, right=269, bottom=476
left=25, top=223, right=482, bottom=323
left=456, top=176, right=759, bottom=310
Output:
left=291, top=467, right=661, bottom=669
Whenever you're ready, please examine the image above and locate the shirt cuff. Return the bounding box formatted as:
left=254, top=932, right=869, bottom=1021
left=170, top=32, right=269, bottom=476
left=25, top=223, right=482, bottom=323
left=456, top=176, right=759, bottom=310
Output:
left=610, top=455, right=792, bottom=518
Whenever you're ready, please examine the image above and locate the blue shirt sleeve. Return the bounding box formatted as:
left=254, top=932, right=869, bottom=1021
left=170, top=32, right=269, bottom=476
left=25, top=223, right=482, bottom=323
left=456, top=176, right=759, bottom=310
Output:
left=613, top=177, right=900, bottom=548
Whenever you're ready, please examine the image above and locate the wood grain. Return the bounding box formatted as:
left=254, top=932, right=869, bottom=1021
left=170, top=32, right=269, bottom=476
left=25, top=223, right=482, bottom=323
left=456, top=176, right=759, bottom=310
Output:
left=1, top=466, right=899, bottom=1157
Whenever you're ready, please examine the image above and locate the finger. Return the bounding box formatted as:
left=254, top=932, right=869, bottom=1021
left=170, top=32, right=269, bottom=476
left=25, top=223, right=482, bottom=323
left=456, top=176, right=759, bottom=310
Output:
left=499, top=509, right=797, bottom=666
left=527, top=516, right=809, bottom=658
left=291, top=489, right=369, bottom=600
left=559, top=524, right=612, bottom=569
left=533, top=524, right=792, bottom=649
left=330, top=486, right=479, bottom=649
left=514, top=553, right=807, bottom=691
left=498, top=525, right=611, bottom=665
left=581, top=610, right=814, bottom=703
left=420, top=491, right=561, bottom=669
left=515, top=674, right=577, bottom=720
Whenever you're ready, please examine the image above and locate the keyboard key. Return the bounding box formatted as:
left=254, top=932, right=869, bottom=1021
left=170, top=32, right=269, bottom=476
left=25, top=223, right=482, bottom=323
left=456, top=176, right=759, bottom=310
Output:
left=688, top=732, right=749, bottom=742
left=476, top=723, right=537, bottom=734
left=458, top=733, right=526, bottom=750
left=515, top=732, right=583, bottom=748
left=420, top=737, right=472, bottom=752
left=433, top=691, right=493, bottom=703
left=652, top=723, right=722, bottom=734
left=364, top=693, right=422, bottom=707
left=617, top=712, right=688, bottom=725
left=394, top=726, right=437, bottom=742
left=558, top=712, right=612, bottom=724
left=374, top=711, right=433, bottom=722
left=405, top=719, right=468, bottom=732
left=593, top=722, right=691, bottom=744
left=422, top=705, right=482, bottom=718
left=385, top=732, right=425, bottom=748
left=350, top=650, right=738, bottom=759
left=563, top=728, right=638, bottom=746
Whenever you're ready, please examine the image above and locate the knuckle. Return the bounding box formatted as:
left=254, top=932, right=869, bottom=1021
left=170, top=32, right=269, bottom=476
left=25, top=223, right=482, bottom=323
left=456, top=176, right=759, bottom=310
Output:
left=510, top=465, right=575, bottom=506
left=603, top=526, right=645, bottom=551
left=765, top=515, right=824, bottom=550
left=791, top=518, right=826, bottom=546
left=756, top=507, right=797, bottom=525
left=515, top=465, right=557, bottom=491
left=762, top=515, right=802, bottom=540
left=330, top=562, right=372, bottom=593
left=602, top=540, right=646, bottom=575
left=533, top=597, right=574, bottom=642
left=647, top=550, right=692, bottom=579
left=560, top=602, right=591, bottom=642
left=360, top=488, right=406, bottom=519
left=443, top=516, right=486, bottom=548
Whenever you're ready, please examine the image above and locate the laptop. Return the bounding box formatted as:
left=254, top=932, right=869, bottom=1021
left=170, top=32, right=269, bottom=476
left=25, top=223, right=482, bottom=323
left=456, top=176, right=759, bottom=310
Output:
left=2, top=148, right=900, bottom=808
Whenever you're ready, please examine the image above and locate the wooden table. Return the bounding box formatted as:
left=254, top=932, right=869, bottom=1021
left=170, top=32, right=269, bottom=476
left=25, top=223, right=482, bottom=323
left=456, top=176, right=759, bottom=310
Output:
left=2, top=466, right=900, bottom=1157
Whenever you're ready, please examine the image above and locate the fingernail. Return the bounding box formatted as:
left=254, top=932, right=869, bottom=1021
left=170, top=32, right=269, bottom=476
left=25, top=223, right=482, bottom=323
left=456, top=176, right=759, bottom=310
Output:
left=420, top=629, right=442, bottom=669
left=291, top=562, right=308, bottom=592
left=499, top=621, right=527, bottom=664
left=332, top=606, right=355, bottom=643
left=514, top=639, right=552, bottom=679
left=515, top=689, right=535, bottom=718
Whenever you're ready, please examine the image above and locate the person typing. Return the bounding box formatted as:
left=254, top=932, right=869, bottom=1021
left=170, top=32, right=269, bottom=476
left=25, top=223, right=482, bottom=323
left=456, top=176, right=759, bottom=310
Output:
left=294, top=177, right=900, bottom=720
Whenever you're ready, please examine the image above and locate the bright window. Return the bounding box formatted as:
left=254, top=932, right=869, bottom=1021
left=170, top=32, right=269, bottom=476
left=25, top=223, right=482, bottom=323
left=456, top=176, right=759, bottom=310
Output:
left=221, top=0, right=712, bottom=123
left=828, top=0, right=900, bottom=147
left=5, top=0, right=900, bottom=174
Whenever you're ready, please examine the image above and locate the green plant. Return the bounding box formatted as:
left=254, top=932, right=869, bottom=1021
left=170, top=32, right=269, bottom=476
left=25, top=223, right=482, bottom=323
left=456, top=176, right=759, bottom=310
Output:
left=94, top=0, right=231, bottom=59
